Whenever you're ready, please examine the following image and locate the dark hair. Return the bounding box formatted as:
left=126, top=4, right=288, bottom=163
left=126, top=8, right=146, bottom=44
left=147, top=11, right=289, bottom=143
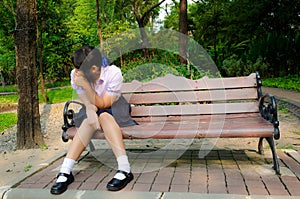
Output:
left=71, top=45, right=102, bottom=70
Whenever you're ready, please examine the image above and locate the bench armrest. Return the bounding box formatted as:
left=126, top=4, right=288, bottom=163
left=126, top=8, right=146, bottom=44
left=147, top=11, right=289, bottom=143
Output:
left=258, top=94, right=280, bottom=140
left=62, top=100, right=85, bottom=129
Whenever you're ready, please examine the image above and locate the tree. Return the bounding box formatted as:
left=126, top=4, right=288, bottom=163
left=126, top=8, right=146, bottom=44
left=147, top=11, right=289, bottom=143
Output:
left=96, top=0, right=104, bottom=51
left=131, top=0, right=166, bottom=57
left=14, top=0, right=44, bottom=149
left=179, top=0, right=187, bottom=65
left=0, top=0, right=16, bottom=85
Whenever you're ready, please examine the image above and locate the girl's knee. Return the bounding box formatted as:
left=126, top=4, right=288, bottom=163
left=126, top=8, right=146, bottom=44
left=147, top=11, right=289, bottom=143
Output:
left=99, top=112, right=114, bottom=123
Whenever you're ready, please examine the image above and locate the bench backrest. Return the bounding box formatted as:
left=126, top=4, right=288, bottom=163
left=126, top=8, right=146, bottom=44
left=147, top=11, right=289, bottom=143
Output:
left=121, top=73, right=259, bottom=118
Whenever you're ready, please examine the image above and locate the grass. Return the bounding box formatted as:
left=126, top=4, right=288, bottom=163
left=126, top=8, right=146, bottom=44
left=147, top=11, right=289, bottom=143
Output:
left=0, top=86, right=75, bottom=133
left=39, top=144, right=48, bottom=150
left=0, top=112, right=17, bottom=132
left=277, top=102, right=290, bottom=114
left=276, top=145, right=295, bottom=150
left=0, top=80, right=70, bottom=93
left=0, top=95, right=18, bottom=104
left=42, top=87, right=74, bottom=104
left=263, top=75, right=300, bottom=91
left=23, top=164, right=32, bottom=172
left=0, top=84, right=18, bottom=93
left=0, top=87, right=74, bottom=104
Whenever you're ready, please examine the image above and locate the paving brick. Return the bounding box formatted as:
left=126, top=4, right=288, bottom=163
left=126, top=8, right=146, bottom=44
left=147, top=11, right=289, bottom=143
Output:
left=280, top=175, right=300, bottom=193
left=95, top=181, right=108, bottom=191
left=13, top=148, right=300, bottom=197
left=207, top=169, right=225, bottom=180
left=287, top=187, right=300, bottom=196
left=68, top=181, right=82, bottom=189
left=172, top=172, right=190, bottom=185
left=85, top=172, right=109, bottom=183
left=170, top=184, right=189, bottom=192
left=154, top=174, right=173, bottom=184
left=79, top=182, right=98, bottom=190
left=189, top=184, right=207, bottom=193
left=242, top=171, right=261, bottom=181
left=136, top=172, right=157, bottom=184
left=278, top=151, right=300, bottom=178
left=207, top=182, right=227, bottom=194
left=131, top=183, right=152, bottom=191
left=150, top=183, right=170, bottom=192
left=266, top=185, right=290, bottom=196
left=227, top=184, right=248, bottom=195
left=246, top=180, right=269, bottom=195
left=189, top=174, right=206, bottom=185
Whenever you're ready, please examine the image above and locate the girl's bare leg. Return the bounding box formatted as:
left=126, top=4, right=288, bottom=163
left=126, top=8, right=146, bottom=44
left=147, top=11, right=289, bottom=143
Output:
left=99, top=112, right=126, bottom=157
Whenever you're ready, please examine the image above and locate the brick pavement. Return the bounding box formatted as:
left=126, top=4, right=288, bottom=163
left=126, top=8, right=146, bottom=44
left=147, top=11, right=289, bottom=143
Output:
left=16, top=147, right=300, bottom=197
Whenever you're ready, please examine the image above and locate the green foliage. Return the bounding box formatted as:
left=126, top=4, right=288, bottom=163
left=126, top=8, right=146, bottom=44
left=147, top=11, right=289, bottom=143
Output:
left=263, top=76, right=300, bottom=92
left=0, top=94, right=18, bottom=104
left=0, top=112, right=17, bottom=132
left=43, top=80, right=70, bottom=89
left=0, top=0, right=16, bottom=85
left=0, top=87, right=73, bottom=104
left=0, top=84, right=17, bottom=92
left=221, top=55, right=268, bottom=77
left=23, top=164, right=32, bottom=172
left=276, top=145, right=295, bottom=150
left=123, top=63, right=179, bottom=82
left=39, top=87, right=73, bottom=104
left=1, top=0, right=299, bottom=85
left=39, top=144, right=48, bottom=150
left=0, top=80, right=69, bottom=93
left=120, top=49, right=217, bottom=82
left=185, top=0, right=300, bottom=77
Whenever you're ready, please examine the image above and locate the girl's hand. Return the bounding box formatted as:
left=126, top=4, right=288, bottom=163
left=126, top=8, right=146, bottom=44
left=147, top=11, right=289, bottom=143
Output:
left=86, top=104, right=100, bottom=130
left=74, top=71, right=89, bottom=89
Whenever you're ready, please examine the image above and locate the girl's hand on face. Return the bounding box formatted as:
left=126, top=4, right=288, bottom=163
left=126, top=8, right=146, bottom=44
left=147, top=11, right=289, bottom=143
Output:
left=74, top=71, right=89, bottom=89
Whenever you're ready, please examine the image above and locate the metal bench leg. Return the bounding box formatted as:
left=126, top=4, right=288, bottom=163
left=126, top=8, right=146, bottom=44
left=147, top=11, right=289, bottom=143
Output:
left=265, top=137, right=280, bottom=175
left=258, top=137, right=264, bottom=155
left=88, top=141, right=95, bottom=152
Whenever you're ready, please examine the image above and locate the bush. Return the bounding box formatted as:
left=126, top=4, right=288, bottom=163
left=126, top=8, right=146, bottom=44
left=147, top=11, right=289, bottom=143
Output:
left=221, top=55, right=268, bottom=77
left=263, top=75, right=300, bottom=91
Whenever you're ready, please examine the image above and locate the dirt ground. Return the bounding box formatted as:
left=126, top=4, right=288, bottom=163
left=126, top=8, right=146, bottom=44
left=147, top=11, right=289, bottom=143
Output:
left=0, top=104, right=299, bottom=188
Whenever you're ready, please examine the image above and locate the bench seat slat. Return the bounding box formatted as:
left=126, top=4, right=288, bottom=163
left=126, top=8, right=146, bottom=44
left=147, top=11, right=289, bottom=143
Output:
left=122, top=73, right=257, bottom=93
left=121, top=114, right=273, bottom=139
left=132, top=113, right=264, bottom=122
left=124, top=88, right=258, bottom=104
left=65, top=113, right=273, bottom=140
left=130, top=102, right=259, bottom=117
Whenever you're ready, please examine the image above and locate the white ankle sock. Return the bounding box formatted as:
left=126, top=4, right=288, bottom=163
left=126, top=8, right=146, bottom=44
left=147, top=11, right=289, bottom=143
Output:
left=114, top=155, right=130, bottom=180
left=56, top=158, right=75, bottom=183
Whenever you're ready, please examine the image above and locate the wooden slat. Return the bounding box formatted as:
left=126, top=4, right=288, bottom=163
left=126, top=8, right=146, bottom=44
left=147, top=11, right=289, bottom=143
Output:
left=130, top=102, right=259, bottom=117
left=122, top=73, right=257, bottom=93
left=121, top=115, right=273, bottom=139
left=65, top=113, right=273, bottom=140
left=123, top=88, right=257, bottom=104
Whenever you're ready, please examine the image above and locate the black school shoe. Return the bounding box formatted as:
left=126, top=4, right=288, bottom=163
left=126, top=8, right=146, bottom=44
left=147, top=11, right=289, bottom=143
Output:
left=106, top=170, right=134, bottom=191
left=50, top=172, right=74, bottom=195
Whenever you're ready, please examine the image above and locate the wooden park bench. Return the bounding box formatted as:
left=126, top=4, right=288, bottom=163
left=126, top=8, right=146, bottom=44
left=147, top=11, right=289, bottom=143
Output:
left=61, top=72, right=281, bottom=174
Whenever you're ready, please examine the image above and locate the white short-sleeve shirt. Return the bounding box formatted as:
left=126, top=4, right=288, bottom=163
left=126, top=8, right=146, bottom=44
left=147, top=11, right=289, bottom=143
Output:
left=70, top=65, right=123, bottom=100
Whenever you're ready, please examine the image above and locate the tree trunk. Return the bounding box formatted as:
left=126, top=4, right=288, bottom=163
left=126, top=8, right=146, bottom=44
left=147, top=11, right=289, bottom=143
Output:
left=179, top=0, right=188, bottom=65
left=14, top=0, right=44, bottom=149
left=133, top=0, right=166, bottom=57
left=0, top=71, right=5, bottom=87
left=96, top=0, right=104, bottom=52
